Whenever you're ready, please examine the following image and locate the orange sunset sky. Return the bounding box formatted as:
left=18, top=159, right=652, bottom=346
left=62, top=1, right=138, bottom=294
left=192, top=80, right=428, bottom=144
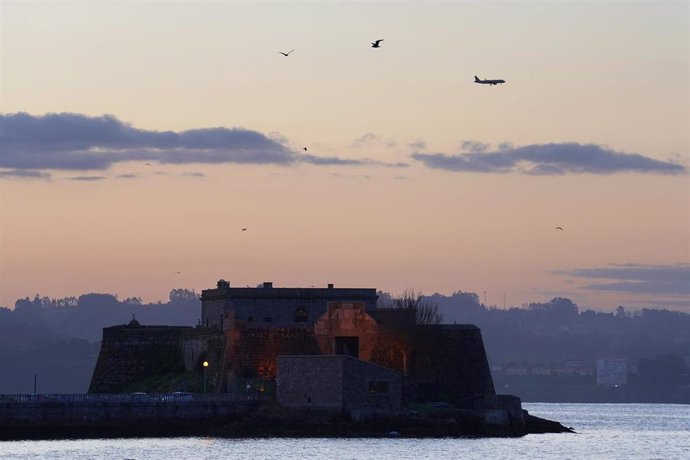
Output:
left=1, top=1, right=688, bottom=311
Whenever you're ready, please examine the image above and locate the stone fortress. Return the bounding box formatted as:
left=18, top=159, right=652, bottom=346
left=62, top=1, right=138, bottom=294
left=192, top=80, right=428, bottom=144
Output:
left=4, top=281, right=573, bottom=440
left=89, top=280, right=511, bottom=421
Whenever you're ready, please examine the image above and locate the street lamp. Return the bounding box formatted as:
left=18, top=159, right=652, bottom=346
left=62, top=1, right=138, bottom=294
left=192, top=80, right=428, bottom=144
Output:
left=203, top=361, right=209, bottom=395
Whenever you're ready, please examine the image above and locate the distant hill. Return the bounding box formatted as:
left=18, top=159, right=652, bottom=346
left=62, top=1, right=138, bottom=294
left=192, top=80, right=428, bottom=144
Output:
left=1, top=288, right=688, bottom=397
left=0, top=289, right=200, bottom=393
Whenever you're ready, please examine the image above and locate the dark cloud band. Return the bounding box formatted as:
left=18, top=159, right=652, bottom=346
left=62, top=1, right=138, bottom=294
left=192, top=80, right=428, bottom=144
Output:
left=0, top=112, right=407, bottom=172
left=0, top=112, right=294, bottom=170
left=412, top=142, right=686, bottom=175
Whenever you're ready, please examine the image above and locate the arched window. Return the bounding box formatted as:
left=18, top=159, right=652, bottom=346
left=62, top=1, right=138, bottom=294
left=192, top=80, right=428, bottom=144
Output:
left=294, top=308, right=308, bottom=323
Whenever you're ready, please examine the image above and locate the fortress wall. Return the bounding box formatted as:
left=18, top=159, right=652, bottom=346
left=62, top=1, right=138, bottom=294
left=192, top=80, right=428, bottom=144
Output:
left=0, top=400, right=251, bottom=440
left=405, top=325, right=496, bottom=403
left=88, top=326, right=223, bottom=393
left=229, top=327, right=321, bottom=379
left=201, top=298, right=226, bottom=329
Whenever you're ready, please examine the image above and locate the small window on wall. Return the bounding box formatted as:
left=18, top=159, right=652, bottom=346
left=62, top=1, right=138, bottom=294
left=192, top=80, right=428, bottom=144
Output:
left=368, top=381, right=390, bottom=394
left=294, top=308, right=308, bottom=323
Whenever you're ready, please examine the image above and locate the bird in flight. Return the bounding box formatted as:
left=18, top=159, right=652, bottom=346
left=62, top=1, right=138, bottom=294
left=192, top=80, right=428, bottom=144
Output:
left=145, top=162, right=151, bottom=166
left=555, top=226, right=564, bottom=231
left=278, top=49, right=294, bottom=57
left=371, top=39, right=384, bottom=48
left=303, top=147, right=308, bottom=151
left=242, top=228, right=247, bottom=231
left=174, top=271, right=183, bottom=275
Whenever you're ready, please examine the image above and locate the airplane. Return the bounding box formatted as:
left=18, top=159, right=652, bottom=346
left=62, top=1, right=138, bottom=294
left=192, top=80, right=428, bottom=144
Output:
left=474, top=75, right=506, bottom=86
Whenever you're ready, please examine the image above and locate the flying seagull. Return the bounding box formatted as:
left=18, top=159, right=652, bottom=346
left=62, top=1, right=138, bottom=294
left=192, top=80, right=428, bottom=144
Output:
left=555, top=226, right=564, bottom=231
left=174, top=271, right=182, bottom=275
left=278, top=49, right=295, bottom=57
left=145, top=162, right=151, bottom=166
left=242, top=228, right=247, bottom=231
left=303, top=147, right=308, bottom=151
left=371, top=39, right=384, bottom=48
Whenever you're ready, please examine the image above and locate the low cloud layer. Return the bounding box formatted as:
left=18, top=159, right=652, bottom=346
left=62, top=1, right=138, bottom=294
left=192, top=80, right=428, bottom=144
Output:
left=300, top=153, right=406, bottom=168
left=412, top=142, right=686, bottom=175
left=0, top=113, right=406, bottom=172
left=69, top=176, right=107, bottom=181
left=560, top=263, right=690, bottom=296
left=0, top=169, right=51, bottom=180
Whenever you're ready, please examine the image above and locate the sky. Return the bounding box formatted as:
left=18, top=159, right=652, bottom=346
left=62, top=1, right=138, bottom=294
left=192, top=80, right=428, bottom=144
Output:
left=0, top=1, right=688, bottom=312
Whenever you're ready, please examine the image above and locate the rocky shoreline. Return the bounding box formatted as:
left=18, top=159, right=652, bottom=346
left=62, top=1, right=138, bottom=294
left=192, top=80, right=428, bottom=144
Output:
left=207, top=406, right=574, bottom=438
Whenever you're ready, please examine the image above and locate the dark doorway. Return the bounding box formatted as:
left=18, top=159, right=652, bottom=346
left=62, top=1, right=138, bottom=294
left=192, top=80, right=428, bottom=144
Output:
left=335, top=336, right=359, bottom=358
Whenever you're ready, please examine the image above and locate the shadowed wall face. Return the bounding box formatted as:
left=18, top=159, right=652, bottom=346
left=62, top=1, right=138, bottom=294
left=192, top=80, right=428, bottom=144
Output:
left=409, top=326, right=496, bottom=402
left=369, top=320, right=496, bottom=403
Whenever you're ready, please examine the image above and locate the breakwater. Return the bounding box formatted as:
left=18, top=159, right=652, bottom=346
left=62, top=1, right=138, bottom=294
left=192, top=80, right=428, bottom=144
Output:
left=0, top=394, right=572, bottom=440
left=0, top=394, right=253, bottom=440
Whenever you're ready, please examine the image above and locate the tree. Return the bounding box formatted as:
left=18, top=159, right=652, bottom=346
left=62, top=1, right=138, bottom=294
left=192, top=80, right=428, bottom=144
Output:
left=169, top=289, right=199, bottom=304
left=77, top=293, right=119, bottom=309
left=386, top=290, right=442, bottom=326
left=376, top=290, right=441, bottom=374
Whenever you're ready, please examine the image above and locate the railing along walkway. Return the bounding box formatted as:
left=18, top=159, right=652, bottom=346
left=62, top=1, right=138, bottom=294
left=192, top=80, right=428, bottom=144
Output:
left=0, top=393, right=259, bottom=405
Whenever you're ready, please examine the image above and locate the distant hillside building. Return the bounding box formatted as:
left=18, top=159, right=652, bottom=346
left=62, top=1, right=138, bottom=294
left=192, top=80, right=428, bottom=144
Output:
left=596, top=358, right=628, bottom=386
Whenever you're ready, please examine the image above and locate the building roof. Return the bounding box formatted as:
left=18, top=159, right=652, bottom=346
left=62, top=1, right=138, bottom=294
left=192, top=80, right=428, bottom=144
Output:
left=201, top=281, right=377, bottom=302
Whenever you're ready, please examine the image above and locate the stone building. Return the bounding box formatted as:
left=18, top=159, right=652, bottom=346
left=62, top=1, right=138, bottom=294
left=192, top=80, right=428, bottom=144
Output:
left=276, top=355, right=402, bottom=419
left=201, top=280, right=379, bottom=387
left=90, top=280, right=499, bottom=406
left=201, top=280, right=377, bottom=330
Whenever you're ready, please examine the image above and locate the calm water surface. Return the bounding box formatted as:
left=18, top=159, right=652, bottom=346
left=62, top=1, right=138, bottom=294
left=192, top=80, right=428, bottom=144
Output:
left=1, top=403, right=688, bottom=459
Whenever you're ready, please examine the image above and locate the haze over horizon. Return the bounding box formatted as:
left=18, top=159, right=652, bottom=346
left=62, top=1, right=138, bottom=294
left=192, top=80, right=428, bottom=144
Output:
left=1, top=1, right=688, bottom=312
